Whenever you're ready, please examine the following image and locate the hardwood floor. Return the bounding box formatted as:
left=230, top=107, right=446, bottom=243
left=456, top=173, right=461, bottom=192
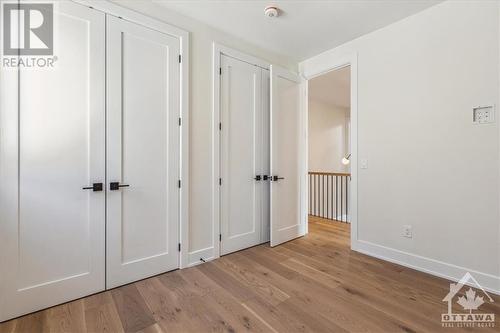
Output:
left=2, top=216, right=499, bottom=333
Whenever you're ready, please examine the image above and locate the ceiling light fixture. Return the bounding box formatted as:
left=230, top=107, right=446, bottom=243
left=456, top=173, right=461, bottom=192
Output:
left=264, top=6, right=279, bottom=18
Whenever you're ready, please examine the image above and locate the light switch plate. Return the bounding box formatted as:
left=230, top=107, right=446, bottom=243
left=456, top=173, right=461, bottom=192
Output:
left=360, top=159, right=368, bottom=169
left=473, top=106, right=495, bottom=124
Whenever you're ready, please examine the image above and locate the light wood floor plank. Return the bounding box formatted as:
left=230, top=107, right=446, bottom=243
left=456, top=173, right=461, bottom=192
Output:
left=111, top=284, right=156, bottom=333
left=45, top=300, right=86, bottom=333
left=2, top=217, right=499, bottom=333
left=84, top=292, right=124, bottom=333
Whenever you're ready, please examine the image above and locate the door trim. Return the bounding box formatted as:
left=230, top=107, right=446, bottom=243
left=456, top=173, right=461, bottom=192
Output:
left=210, top=43, right=271, bottom=264
left=72, top=0, right=191, bottom=269
left=300, top=52, right=359, bottom=251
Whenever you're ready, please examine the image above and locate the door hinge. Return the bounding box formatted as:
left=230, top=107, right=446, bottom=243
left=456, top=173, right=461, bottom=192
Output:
left=219, top=67, right=222, bottom=75
left=178, top=243, right=181, bottom=251
left=179, top=54, right=182, bottom=63
left=219, top=178, right=222, bottom=186
left=178, top=180, right=181, bottom=188
left=219, top=234, right=222, bottom=242
left=219, top=122, right=222, bottom=131
left=178, top=117, right=182, bottom=126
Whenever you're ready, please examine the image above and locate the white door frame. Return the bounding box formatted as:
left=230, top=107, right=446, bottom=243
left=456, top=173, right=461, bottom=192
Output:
left=300, top=52, right=359, bottom=250
left=212, top=43, right=271, bottom=261
left=72, top=0, right=191, bottom=268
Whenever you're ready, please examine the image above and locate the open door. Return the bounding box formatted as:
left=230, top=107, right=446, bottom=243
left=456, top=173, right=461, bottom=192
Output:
left=270, top=65, right=305, bottom=247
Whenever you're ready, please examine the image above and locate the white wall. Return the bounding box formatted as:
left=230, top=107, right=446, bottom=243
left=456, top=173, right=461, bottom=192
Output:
left=301, top=0, right=500, bottom=291
left=308, top=99, right=350, bottom=173
left=113, top=0, right=296, bottom=266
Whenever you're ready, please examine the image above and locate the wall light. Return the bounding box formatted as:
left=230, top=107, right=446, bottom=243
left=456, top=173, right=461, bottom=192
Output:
left=342, top=153, right=351, bottom=165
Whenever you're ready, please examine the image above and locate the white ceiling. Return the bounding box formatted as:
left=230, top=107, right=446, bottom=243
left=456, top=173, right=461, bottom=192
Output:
left=153, top=0, right=442, bottom=61
left=309, top=66, right=350, bottom=109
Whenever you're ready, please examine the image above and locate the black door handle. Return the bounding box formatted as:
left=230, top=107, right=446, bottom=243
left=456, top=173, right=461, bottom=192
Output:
left=254, top=175, right=262, bottom=181
left=263, top=175, right=269, bottom=181
left=110, top=182, right=130, bottom=191
left=82, top=183, right=103, bottom=192
left=272, top=176, right=285, bottom=181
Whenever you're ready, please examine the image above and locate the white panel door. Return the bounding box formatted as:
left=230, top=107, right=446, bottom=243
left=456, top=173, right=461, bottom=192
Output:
left=0, top=2, right=105, bottom=321
left=270, top=65, right=305, bottom=247
left=261, top=69, right=271, bottom=243
left=106, top=16, right=180, bottom=288
left=220, top=55, right=265, bottom=255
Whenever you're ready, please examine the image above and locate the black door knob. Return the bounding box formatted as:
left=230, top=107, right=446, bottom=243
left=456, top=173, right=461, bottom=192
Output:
left=110, top=182, right=130, bottom=190
left=82, top=183, right=103, bottom=192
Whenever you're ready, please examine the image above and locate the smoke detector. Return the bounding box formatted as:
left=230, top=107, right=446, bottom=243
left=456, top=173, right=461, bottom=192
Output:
left=264, top=6, right=279, bottom=18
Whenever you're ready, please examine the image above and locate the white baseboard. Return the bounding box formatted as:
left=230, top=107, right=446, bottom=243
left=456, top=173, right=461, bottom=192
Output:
left=353, top=240, right=500, bottom=295
left=187, top=246, right=217, bottom=267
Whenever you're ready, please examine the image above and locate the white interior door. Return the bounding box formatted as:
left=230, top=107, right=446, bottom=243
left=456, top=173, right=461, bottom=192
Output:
left=270, top=65, right=305, bottom=247
left=0, top=2, right=105, bottom=321
left=220, top=55, right=266, bottom=255
left=261, top=69, right=271, bottom=242
left=106, top=16, right=180, bottom=288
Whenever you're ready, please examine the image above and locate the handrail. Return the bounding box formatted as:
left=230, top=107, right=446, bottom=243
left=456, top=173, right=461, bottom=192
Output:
left=308, top=171, right=351, bottom=177
left=308, top=171, right=350, bottom=222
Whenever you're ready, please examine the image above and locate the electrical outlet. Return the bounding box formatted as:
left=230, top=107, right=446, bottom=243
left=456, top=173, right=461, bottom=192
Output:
left=403, top=225, right=412, bottom=238
left=473, top=106, right=495, bottom=124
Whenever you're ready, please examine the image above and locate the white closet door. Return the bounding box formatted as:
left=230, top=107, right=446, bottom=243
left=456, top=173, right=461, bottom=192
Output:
left=270, top=65, right=305, bottom=247
left=220, top=55, right=264, bottom=255
left=106, top=15, right=180, bottom=288
left=0, top=2, right=105, bottom=322
left=261, top=69, right=271, bottom=243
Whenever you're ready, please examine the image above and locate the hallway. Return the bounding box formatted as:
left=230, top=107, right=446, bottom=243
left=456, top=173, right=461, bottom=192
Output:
left=2, top=217, right=498, bottom=332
